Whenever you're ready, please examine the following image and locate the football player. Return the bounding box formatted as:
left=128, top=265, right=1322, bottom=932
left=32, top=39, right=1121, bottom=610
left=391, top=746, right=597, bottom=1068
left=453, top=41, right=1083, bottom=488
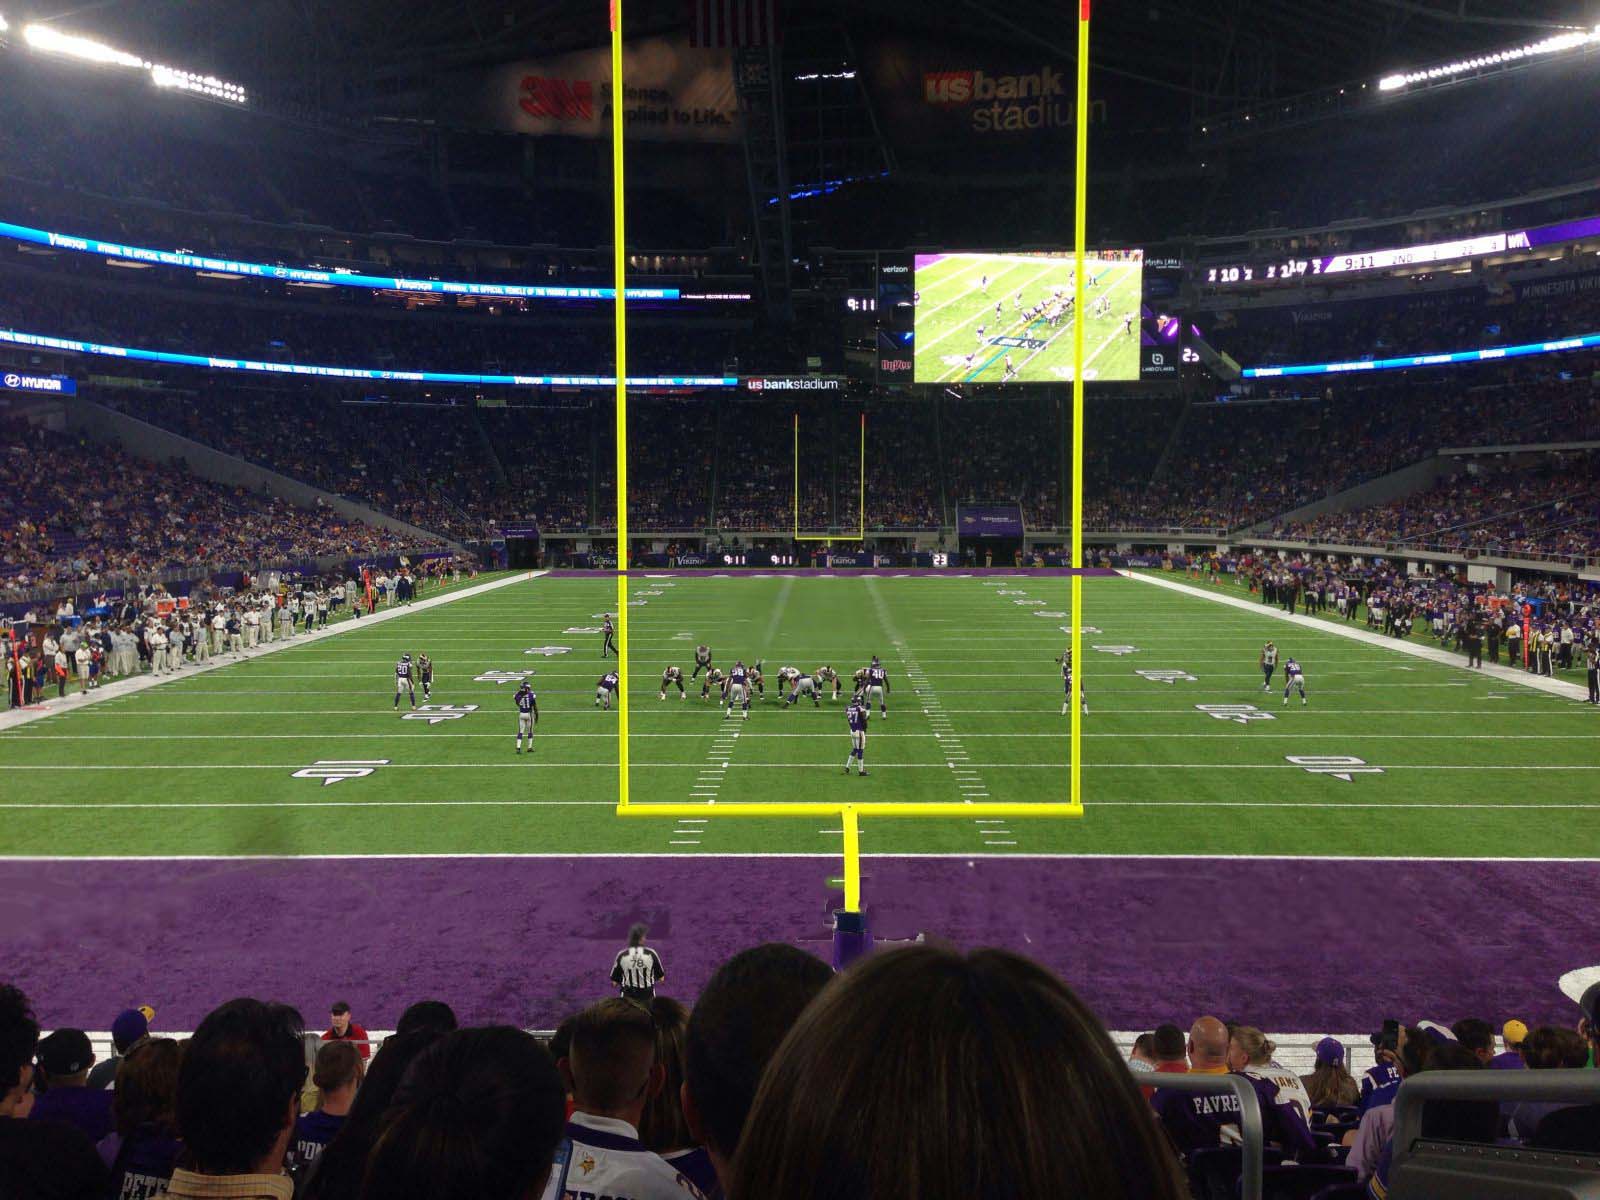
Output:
left=596, top=670, right=620, bottom=710
left=601, top=614, right=617, bottom=659
left=725, top=660, right=751, bottom=721
left=418, top=653, right=434, bottom=700
left=852, top=666, right=869, bottom=694
left=394, top=653, right=416, bottom=710
left=692, top=644, right=713, bottom=679
left=776, top=665, right=801, bottom=693
left=1057, top=649, right=1086, bottom=716
left=865, top=656, right=890, bottom=719
left=785, top=671, right=821, bottom=708
left=815, top=665, right=842, bottom=700
left=514, top=680, right=539, bottom=754
left=659, top=665, right=685, bottom=700
left=844, top=690, right=870, bottom=777
left=747, top=659, right=765, bottom=698
left=1283, top=657, right=1308, bottom=706
left=1259, top=641, right=1278, bottom=693
left=700, top=665, right=726, bottom=702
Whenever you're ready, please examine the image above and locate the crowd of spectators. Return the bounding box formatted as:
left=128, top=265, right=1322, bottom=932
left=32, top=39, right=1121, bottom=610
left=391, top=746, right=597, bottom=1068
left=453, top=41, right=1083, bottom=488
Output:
left=1282, top=452, right=1600, bottom=561
left=6, top=944, right=1599, bottom=1200
left=0, top=428, right=439, bottom=601
left=1230, top=554, right=1600, bottom=695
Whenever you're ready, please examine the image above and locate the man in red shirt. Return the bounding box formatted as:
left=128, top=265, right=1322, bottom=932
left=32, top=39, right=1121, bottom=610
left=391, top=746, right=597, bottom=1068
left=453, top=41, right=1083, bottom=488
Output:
left=320, top=1001, right=370, bottom=1060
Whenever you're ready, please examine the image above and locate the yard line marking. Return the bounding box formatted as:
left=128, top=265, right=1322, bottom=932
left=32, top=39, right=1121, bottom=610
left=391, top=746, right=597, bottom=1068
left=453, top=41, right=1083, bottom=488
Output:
left=867, top=576, right=1010, bottom=848
left=3, top=852, right=1597, bottom=863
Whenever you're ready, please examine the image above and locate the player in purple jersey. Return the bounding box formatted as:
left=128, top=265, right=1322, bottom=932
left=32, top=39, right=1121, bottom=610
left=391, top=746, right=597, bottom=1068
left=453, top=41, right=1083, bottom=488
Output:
left=844, top=691, right=870, bottom=776
left=864, top=656, right=890, bottom=719
left=514, top=681, right=539, bottom=753
left=726, top=661, right=751, bottom=721
left=1282, top=657, right=1308, bottom=706
left=393, top=653, right=416, bottom=710
left=596, top=670, right=619, bottom=710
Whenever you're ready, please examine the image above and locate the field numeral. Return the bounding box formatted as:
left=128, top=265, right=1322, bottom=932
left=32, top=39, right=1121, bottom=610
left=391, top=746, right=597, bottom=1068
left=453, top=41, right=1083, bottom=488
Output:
left=1286, top=755, right=1384, bottom=782
left=1137, top=669, right=1197, bottom=685
left=292, top=759, right=390, bottom=786
left=402, top=704, right=479, bottom=725
left=1196, top=704, right=1274, bottom=724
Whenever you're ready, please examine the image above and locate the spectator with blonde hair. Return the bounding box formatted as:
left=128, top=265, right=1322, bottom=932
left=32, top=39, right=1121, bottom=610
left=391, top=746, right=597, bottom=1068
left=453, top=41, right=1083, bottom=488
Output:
left=1227, top=1025, right=1319, bottom=1160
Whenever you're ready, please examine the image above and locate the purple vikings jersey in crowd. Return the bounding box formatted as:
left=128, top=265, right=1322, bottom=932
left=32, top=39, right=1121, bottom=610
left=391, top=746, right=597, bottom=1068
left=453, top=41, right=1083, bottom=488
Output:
left=1151, top=1076, right=1243, bottom=1159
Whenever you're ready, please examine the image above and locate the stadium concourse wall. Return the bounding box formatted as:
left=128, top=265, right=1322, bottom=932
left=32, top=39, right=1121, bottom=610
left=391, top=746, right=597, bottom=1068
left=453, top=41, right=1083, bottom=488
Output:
left=57, top=396, right=469, bottom=553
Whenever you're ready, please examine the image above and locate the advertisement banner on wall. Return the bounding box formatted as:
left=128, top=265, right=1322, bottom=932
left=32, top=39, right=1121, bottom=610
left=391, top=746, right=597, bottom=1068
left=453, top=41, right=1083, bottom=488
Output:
left=862, top=39, right=1107, bottom=149
left=471, top=37, right=740, bottom=143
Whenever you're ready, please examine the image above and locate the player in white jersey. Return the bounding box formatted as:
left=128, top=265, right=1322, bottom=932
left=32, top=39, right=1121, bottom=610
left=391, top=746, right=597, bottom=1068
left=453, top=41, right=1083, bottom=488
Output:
left=784, top=671, right=820, bottom=707
left=659, top=665, right=686, bottom=700
left=1058, top=649, right=1086, bottom=715
left=514, top=681, right=539, bottom=754
left=776, top=665, right=801, bottom=693
left=394, top=653, right=416, bottom=709
left=417, top=653, right=433, bottom=700
left=1282, top=657, right=1308, bottom=706
left=815, top=664, right=842, bottom=700
left=1260, top=641, right=1279, bottom=692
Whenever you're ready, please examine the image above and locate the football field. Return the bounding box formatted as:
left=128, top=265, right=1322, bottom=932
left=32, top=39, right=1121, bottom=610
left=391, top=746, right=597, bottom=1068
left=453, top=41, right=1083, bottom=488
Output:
left=4, top=569, right=1597, bottom=860
left=913, top=251, right=1143, bottom=384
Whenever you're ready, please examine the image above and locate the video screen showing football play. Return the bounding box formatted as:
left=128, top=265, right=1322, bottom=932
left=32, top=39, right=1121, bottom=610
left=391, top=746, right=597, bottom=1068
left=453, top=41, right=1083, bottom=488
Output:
left=912, top=249, right=1147, bottom=383
left=3, top=4, right=1600, bottom=1199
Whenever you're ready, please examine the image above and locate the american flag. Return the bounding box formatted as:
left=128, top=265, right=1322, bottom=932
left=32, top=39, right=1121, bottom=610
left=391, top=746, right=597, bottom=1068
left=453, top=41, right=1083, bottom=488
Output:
left=689, top=0, right=778, bottom=47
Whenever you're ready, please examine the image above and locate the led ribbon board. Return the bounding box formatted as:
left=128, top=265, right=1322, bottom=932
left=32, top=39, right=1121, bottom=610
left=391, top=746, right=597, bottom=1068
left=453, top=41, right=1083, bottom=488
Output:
left=1243, top=331, right=1600, bottom=378
left=0, top=327, right=736, bottom=388
left=0, top=219, right=681, bottom=301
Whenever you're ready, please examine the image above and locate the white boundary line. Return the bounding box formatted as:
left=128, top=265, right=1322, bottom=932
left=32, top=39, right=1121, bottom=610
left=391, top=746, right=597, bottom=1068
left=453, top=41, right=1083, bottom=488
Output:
left=3, top=851, right=1594, bottom=862
left=0, top=571, right=542, bottom=734
left=1122, top=571, right=1592, bottom=702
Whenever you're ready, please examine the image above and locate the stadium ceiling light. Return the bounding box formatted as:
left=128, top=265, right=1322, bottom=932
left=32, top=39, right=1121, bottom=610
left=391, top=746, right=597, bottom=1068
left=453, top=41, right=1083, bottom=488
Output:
left=0, top=14, right=9, bottom=33
left=1378, top=26, right=1600, bottom=92
left=22, top=21, right=246, bottom=104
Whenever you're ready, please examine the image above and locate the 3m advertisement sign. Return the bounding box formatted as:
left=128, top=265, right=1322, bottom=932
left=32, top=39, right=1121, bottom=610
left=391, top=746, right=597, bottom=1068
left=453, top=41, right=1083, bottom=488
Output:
left=473, top=37, right=739, bottom=143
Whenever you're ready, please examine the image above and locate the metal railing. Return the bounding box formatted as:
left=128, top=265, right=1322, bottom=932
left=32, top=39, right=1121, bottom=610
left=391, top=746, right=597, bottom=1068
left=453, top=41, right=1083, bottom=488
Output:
left=1130, top=1069, right=1267, bottom=1200
left=1392, top=1069, right=1600, bottom=1177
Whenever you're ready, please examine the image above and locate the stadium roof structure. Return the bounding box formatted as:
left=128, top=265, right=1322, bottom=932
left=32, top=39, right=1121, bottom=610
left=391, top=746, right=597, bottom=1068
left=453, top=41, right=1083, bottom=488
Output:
left=54, top=0, right=1596, bottom=129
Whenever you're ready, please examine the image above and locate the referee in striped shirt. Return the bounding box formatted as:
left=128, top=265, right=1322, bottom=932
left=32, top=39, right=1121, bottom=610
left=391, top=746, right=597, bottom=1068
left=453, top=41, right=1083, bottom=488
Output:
left=611, top=923, right=666, bottom=1002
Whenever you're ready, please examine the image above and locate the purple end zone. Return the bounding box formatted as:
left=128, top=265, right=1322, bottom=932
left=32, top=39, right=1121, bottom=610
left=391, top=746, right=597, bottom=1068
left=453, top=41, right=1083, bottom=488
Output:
left=2, top=855, right=1593, bottom=1033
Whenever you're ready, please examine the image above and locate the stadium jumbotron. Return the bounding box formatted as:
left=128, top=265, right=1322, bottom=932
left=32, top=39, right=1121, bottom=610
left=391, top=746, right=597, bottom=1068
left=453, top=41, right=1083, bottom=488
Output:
left=3, top=3, right=1600, bottom=1198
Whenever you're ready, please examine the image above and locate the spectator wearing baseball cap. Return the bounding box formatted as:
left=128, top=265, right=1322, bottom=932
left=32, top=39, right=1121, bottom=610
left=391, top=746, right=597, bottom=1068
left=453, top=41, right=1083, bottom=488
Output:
left=1491, top=1020, right=1529, bottom=1070
left=88, top=1007, right=155, bottom=1091
left=320, top=1002, right=370, bottom=1061
left=1, top=983, right=112, bottom=1200
left=29, top=1029, right=114, bottom=1144
left=1302, top=1037, right=1359, bottom=1109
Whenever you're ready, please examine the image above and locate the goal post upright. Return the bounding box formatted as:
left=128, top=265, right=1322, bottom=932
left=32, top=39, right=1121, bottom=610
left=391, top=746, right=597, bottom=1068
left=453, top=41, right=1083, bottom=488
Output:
left=611, top=0, right=631, bottom=809
left=1069, top=0, right=1090, bottom=813
left=613, top=1, right=1085, bottom=918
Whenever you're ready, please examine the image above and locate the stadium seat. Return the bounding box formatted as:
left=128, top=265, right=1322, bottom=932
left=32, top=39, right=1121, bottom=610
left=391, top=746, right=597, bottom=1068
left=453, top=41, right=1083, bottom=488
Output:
left=1188, top=1146, right=1285, bottom=1200
left=1308, top=1186, right=1365, bottom=1200
left=1242, top=1164, right=1358, bottom=1200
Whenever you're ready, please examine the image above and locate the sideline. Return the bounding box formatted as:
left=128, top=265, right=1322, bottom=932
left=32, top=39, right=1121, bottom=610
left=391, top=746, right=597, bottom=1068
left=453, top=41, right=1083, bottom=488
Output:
left=1123, top=570, right=1592, bottom=703
left=0, top=571, right=540, bottom=733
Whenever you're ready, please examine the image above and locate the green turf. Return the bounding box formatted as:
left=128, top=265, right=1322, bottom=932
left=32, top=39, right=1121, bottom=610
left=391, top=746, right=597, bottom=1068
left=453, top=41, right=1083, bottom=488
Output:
left=3, top=570, right=1597, bottom=859
left=912, top=251, right=1142, bottom=384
